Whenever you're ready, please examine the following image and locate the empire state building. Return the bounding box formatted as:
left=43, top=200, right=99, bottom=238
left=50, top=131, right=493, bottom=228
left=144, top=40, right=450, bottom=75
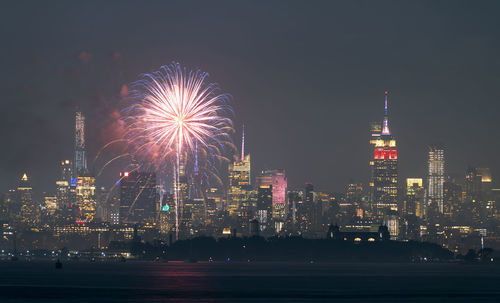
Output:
left=369, top=91, right=398, bottom=217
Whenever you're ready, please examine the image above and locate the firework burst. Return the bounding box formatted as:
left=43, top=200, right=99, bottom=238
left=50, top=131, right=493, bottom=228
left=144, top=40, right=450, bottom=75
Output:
left=122, top=62, right=233, bottom=239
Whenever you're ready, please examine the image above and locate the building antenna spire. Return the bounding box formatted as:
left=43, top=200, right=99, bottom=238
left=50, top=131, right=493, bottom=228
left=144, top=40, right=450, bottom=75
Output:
left=382, top=90, right=391, bottom=135
left=384, top=90, right=388, bottom=116
left=194, top=140, right=199, bottom=174
left=241, top=124, right=245, bottom=162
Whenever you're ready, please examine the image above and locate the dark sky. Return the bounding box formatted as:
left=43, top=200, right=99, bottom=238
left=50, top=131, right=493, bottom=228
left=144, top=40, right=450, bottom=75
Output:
left=1, top=0, right=500, bottom=197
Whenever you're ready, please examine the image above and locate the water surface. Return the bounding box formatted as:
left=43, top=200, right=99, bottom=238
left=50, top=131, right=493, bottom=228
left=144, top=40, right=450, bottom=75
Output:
left=0, top=261, right=499, bottom=302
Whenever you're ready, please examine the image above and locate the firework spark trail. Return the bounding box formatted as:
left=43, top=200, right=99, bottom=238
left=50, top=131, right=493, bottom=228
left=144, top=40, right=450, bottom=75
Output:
left=97, top=153, right=131, bottom=177
left=127, top=173, right=153, bottom=217
left=122, top=62, right=233, bottom=240
left=102, top=165, right=141, bottom=210
left=93, top=138, right=129, bottom=168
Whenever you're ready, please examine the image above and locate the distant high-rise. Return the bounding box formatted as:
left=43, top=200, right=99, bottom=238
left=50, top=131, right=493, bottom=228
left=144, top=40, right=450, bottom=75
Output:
left=476, top=168, right=494, bottom=219
left=304, top=183, right=314, bottom=205
left=464, top=167, right=493, bottom=222
left=56, top=160, right=73, bottom=223
left=443, top=178, right=462, bottom=218
left=370, top=91, right=398, bottom=216
left=427, top=146, right=445, bottom=214
left=17, top=173, right=32, bottom=205
left=60, top=160, right=73, bottom=183
left=346, top=183, right=363, bottom=204
left=119, top=171, right=158, bottom=224
left=256, top=184, right=272, bottom=231
left=17, top=173, right=38, bottom=227
left=75, top=174, right=96, bottom=223
left=302, top=183, right=321, bottom=233
left=294, top=183, right=314, bottom=234
left=256, top=169, right=287, bottom=220
left=74, top=111, right=87, bottom=177
left=406, top=178, right=425, bottom=218
left=228, top=126, right=251, bottom=216
left=73, top=112, right=95, bottom=223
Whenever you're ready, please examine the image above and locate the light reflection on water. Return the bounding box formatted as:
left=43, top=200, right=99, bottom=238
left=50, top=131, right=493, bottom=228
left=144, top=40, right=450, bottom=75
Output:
left=0, top=261, right=499, bottom=302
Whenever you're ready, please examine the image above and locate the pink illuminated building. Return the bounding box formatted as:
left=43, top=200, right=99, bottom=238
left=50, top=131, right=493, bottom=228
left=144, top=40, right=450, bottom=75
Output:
left=257, top=169, right=288, bottom=220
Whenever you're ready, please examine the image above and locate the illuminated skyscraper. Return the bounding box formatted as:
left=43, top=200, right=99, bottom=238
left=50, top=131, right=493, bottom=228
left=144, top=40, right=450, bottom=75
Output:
left=74, top=111, right=87, bottom=177
left=17, top=173, right=32, bottom=206
left=406, top=178, right=425, bottom=218
left=427, top=146, right=444, bottom=213
left=228, top=126, right=251, bottom=216
left=56, top=160, right=74, bottom=223
left=256, top=169, right=287, bottom=220
left=477, top=168, right=494, bottom=219
left=256, top=184, right=272, bottom=231
left=17, top=173, right=39, bottom=227
left=73, top=116, right=96, bottom=222
left=370, top=91, right=398, bottom=216
left=75, top=174, right=96, bottom=223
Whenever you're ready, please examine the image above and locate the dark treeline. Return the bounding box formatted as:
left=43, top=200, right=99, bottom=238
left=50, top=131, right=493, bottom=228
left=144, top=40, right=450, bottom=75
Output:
left=155, top=237, right=453, bottom=262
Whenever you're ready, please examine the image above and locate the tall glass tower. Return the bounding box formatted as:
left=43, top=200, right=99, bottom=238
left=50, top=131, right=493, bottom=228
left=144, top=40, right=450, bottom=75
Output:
left=427, top=146, right=444, bottom=213
left=227, top=126, right=251, bottom=216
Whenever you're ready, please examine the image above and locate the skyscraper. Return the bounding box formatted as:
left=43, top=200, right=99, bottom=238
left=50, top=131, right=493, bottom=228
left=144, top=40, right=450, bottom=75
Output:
left=17, top=173, right=39, bottom=227
left=294, top=183, right=314, bottom=234
left=60, top=160, right=73, bottom=183
left=427, top=146, right=445, bottom=214
left=370, top=91, right=398, bottom=216
left=256, top=184, right=272, bottom=231
left=477, top=168, right=494, bottom=220
left=75, top=174, right=96, bottom=223
left=74, top=111, right=87, bottom=177
left=256, top=169, right=287, bottom=220
left=56, top=160, right=73, bottom=223
left=17, top=173, right=32, bottom=207
left=443, top=178, right=462, bottom=219
left=227, top=126, right=251, bottom=216
left=406, top=178, right=425, bottom=218
left=73, top=112, right=94, bottom=223
left=464, top=167, right=493, bottom=222
left=119, top=171, right=158, bottom=225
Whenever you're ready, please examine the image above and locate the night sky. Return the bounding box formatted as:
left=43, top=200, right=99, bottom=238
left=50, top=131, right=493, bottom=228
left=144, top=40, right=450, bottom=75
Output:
left=2, top=0, right=500, bottom=197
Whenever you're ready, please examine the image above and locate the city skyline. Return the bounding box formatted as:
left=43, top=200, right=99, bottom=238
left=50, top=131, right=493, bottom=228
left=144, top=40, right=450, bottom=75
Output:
left=2, top=2, right=500, bottom=302
left=3, top=90, right=496, bottom=240
left=4, top=89, right=496, bottom=199
left=2, top=1, right=500, bottom=195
